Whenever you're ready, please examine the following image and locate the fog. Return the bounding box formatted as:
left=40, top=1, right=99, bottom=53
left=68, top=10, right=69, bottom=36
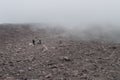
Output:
left=1, top=0, right=120, bottom=42
left=0, top=0, right=120, bottom=26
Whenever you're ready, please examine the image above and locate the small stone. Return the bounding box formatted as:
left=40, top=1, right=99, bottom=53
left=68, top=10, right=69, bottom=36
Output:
left=109, top=46, right=117, bottom=49
left=24, top=78, right=28, bottom=80
left=45, top=73, right=52, bottom=78
left=29, top=43, right=33, bottom=46
left=86, top=64, right=98, bottom=71
left=28, top=67, right=32, bottom=71
left=19, top=69, right=24, bottom=73
left=82, top=69, right=88, bottom=74
left=60, top=56, right=71, bottom=62
left=26, top=55, right=35, bottom=62
left=9, top=61, right=14, bottom=66
left=51, top=47, right=56, bottom=49
left=72, top=70, right=79, bottom=76
left=4, top=77, right=15, bottom=80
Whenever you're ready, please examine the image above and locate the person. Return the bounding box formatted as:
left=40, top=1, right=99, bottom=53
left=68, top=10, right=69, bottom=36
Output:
left=32, top=39, right=35, bottom=45
left=38, top=39, right=42, bottom=44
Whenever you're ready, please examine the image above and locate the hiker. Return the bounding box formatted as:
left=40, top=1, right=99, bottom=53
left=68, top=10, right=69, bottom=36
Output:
left=32, top=39, right=35, bottom=45
left=38, top=39, right=42, bottom=44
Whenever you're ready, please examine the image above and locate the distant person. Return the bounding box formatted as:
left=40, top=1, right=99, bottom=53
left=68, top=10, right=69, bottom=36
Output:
left=32, top=39, right=35, bottom=45
left=38, top=39, right=42, bottom=44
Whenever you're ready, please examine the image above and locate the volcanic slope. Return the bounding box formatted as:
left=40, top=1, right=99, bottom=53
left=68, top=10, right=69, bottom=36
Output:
left=0, top=24, right=120, bottom=80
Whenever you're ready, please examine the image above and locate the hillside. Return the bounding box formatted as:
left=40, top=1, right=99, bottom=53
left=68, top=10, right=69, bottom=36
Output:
left=0, top=24, right=120, bottom=80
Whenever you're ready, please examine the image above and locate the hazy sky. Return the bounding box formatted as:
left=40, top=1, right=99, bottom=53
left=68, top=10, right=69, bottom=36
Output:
left=0, top=0, right=120, bottom=26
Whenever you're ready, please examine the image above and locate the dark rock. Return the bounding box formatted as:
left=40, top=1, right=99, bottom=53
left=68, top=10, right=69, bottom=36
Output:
left=60, top=56, right=71, bottom=62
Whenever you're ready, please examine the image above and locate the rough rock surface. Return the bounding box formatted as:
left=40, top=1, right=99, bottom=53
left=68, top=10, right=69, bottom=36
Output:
left=0, top=24, right=120, bottom=80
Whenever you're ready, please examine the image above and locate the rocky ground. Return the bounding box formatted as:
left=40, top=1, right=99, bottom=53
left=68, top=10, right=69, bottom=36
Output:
left=0, top=24, right=120, bottom=80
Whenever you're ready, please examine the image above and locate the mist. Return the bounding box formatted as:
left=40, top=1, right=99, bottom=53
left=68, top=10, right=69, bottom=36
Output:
left=0, top=0, right=120, bottom=42
left=0, top=0, right=120, bottom=25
